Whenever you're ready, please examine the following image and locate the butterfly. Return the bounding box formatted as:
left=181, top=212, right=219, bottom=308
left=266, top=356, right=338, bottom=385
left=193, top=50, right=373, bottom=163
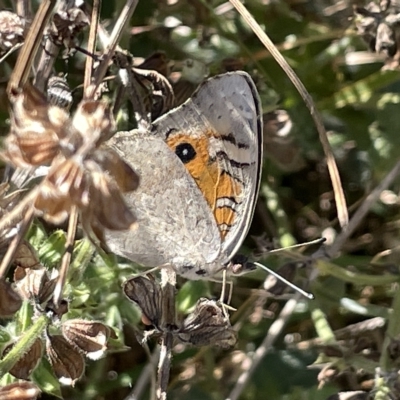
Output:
left=104, top=71, right=262, bottom=280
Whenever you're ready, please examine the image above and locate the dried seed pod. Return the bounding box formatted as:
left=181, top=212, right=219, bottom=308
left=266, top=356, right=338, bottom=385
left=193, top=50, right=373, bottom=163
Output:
left=14, top=267, right=57, bottom=306
left=0, top=382, right=40, bottom=400
left=61, top=319, right=111, bottom=360
left=123, top=276, right=164, bottom=330
left=178, top=298, right=237, bottom=348
left=46, top=334, right=85, bottom=385
left=0, top=11, right=25, bottom=56
left=47, top=75, right=73, bottom=110
left=0, top=280, right=22, bottom=317
left=4, top=338, right=43, bottom=379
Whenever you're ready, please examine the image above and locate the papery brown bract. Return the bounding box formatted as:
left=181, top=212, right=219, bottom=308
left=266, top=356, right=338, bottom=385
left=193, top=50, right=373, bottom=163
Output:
left=5, top=338, right=43, bottom=380
left=0, top=382, right=41, bottom=400
left=13, top=241, right=41, bottom=270
left=3, top=84, right=70, bottom=168
left=46, top=334, right=85, bottom=385
left=71, top=100, right=116, bottom=145
left=61, top=319, right=111, bottom=360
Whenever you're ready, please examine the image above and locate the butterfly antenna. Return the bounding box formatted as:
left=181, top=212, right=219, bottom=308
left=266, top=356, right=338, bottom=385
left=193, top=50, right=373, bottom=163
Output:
left=253, top=261, right=314, bottom=300
left=268, top=237, right=326, bottom=255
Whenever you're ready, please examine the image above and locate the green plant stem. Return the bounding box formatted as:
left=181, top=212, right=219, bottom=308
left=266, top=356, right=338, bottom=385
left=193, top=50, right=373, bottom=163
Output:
left=379, top=285, right=400, bottom=371
left=0, top=313, right=50, bottom=378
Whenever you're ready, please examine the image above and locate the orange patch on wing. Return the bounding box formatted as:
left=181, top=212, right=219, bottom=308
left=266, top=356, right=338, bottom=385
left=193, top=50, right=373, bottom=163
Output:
left=166, top=130, right=242, bottom=238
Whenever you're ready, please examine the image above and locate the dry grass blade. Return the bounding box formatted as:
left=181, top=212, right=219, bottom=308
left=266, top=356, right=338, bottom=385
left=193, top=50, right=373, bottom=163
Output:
left=229, top=0, right=349, bottom=229
left=89, top=0, right=139, bottom=98
left=83, top=0, right=101, bottom=95
left=7, top=0, right=57, bottom=92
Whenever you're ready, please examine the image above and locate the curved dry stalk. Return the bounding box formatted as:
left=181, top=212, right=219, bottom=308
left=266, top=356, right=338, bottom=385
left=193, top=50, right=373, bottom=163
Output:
left=0, top=187, right=39, bottom=245
left=0, top=206, right=34, bottom=280
left=229, top=0, right=349, bottom=229
left=227, top=295, right=301, bottom=400
left=53, top=205, right=78, bottom=306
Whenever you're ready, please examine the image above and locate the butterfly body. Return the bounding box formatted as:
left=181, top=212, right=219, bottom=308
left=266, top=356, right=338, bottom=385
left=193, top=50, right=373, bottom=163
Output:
left=105, top=72, right=262, bottom=279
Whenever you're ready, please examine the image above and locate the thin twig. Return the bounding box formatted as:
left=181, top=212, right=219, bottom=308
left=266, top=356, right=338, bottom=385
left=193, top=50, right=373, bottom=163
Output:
left=328, top=159, right=400, bottom=258
left=88, top=0, right=139, bottom=98
left=0, top=187, right=39, bottom=242
left=226, top=295, right=301, bottom=400
left=0, top=206, right=34, bottom=280
left=53, top=205, right=78, bottom=306
left=7, top=0, right=57, bottom=93
left=228, top=0, right=349, bottom=229
left=83, top=0, right=101, bottom=97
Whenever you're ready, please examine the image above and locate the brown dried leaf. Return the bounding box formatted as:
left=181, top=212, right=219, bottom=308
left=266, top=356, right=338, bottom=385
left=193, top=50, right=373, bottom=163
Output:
left=5, top=338, right=43, bottom=379
left=48, top=8, right=89, bottom=49
left=14, top=241, right=41, bottom=269
left=0, top=382, right=40, bottom=400
left=0, top=280, right=22, bottom=317
left=62, top=319, right=111, bottom=359
left=46, top=334, right=85, bottom=385
left=136, top=51, right=170, bottom=77
left=178, top=298, right=237, bottom=348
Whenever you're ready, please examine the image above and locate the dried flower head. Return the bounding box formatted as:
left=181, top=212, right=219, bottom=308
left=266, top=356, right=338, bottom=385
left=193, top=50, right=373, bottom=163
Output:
left=0, top=382, right=41, bottom=400
left=4, top=338, right=43, bottom=380
left=61, top=319, right=112, bottom=360
left=0, top=11, right=25, bottom=56
left=3, top=84, right=69, bottom=168
left=2, top=83, right=140, bottom=245
left=46, top=334, right=85, bottom=386
left=47, top=7, right=89, bottom=51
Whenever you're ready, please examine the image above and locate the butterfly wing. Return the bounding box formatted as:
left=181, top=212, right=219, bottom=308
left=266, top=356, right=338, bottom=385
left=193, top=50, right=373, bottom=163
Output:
left=104, top=129, right=222, bottom=274
left=153, top=72, right=263, bottom=261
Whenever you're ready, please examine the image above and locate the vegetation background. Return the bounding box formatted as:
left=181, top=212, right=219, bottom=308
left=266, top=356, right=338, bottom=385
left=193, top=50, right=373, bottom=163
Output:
left=1, top=0, right=400, bottom=399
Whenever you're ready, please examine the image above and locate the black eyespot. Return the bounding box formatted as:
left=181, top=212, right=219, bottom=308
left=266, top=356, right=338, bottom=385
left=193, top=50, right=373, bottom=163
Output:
left=175, top=142, right=196, bottom=163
